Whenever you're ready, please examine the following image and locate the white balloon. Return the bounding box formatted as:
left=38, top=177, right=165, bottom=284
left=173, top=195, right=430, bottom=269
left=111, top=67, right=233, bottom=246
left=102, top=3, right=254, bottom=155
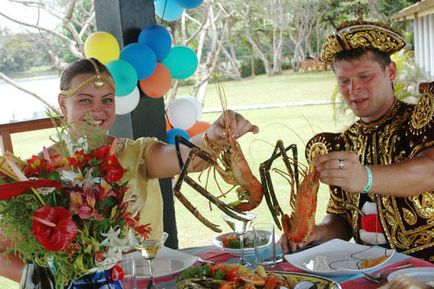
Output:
left=181, top=95, right=203, bottom=120
left=115, top=87, right=140, bottom=115
left=166, top=97, right=198, bottom=130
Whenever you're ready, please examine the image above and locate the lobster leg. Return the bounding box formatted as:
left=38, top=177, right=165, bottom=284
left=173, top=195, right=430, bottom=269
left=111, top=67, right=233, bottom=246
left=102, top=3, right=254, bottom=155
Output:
left=260, top=140, right=299, bottom=230
left=173, top=136, right=249, bottom=231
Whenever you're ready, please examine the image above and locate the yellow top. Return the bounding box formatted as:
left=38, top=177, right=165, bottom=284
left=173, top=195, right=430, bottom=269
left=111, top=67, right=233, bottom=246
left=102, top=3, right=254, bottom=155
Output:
left=116, top=137, right=163, bottom=233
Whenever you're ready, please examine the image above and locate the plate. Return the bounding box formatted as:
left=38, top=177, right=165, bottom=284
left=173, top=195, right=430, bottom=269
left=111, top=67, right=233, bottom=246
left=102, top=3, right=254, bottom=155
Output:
left=284, top=238, right=395, bottom=276
left=388, top=267, right=434, bottom=286
left=212, top=230, right=272, bottom=255
left=125, top=246, right=198, bottom=279
left=273, top=271, right=342, bottom=289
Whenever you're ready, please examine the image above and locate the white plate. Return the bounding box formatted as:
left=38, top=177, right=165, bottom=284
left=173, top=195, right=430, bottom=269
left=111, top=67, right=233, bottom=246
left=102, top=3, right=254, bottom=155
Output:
left=212, top=230, right=272, bottom=255
left=125, top=246, right=198, bottom=279
left=284, top=238, right=395, bottom=276
left=388, top=267, right=434, bottom=286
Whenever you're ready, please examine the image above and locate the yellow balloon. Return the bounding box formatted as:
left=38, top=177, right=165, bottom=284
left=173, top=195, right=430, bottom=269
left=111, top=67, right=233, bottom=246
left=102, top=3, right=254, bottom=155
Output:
left=84, top=32, right=120, bottom=64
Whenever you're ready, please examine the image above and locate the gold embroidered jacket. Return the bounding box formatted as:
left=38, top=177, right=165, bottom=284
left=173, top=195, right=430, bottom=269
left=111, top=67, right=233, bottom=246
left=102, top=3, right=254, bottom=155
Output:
left=306, top=94, right=434, bottom=261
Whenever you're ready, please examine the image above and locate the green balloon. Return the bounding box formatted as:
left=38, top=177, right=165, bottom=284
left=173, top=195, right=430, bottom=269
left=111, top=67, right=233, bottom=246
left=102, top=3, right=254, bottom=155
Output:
left=162, top=46, right=198, bottom=80
left=106, top=60, right=138, bottom=96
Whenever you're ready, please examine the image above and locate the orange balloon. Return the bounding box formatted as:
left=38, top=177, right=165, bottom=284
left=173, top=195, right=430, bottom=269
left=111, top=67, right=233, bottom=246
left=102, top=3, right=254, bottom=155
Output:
left=139, top=63, right=172, bottom=98
left=165, top=115, right=172, bottom=131
left=186, top=121, right=211, bottom=137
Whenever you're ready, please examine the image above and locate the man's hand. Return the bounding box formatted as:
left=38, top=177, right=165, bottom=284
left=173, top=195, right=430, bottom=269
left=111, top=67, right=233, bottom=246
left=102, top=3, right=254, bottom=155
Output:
left=313, top=151, right=367, bottom=193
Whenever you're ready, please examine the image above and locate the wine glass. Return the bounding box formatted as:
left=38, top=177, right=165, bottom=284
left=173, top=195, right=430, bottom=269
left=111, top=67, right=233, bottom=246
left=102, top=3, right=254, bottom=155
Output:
left=135, top=231, right=168, bottom=289
left=222, top=212, right=256, bottom=266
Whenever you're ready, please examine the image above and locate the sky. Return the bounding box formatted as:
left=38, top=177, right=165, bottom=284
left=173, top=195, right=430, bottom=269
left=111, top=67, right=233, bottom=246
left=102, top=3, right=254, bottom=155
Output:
left=0, top=0, right=59, bottom=32
left=0, top=0, right=61, bottom=124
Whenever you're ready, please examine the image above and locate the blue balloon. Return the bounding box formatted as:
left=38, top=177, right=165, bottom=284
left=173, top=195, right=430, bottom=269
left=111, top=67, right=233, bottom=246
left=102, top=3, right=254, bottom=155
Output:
left=106, top=60, right=138, bottom=96
left=120, top=43, right=157, bottom=80
left=154, top=0, right=184, bottom=22
left=166, top=128, right=190, bottom=145
left=175, top=0, right=203, bottom=9
left=138, top=25, right=172, bottom=61
left=162, top=46, right=198, bottom=80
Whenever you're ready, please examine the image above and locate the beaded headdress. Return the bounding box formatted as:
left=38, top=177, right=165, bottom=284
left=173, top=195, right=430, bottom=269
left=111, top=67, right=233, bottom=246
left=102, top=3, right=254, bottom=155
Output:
left=320, top=20, right=407, bottom=64
left=59, top=58, right=115, bottom=97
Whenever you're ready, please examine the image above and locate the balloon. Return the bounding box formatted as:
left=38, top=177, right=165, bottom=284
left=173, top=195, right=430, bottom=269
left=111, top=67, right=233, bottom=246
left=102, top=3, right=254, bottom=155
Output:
left=84, top=32, right=120, bottom=64
left=154, top=0, right=184, bottom=22
left=115, top=87, right=140, bottom=115
left=162, top=46, right=198, bottom=80
left=166, top=97, right=199, bottom=130
left=139, top=63, right=172, bottom=98
left=165, top=116, right=172, bottom=131
left=182, top=95, right=203, bottom=120
left=138, top=25, right=172, bottom=61
left=186, top=121, right=211, bottom=137
left=175, top=0, right=203, bottom=9
left=106, top=60, right=138, bottom=96
left=166, top=128, right=190, bottom=145
left=120, top=43, right=157, bottom=80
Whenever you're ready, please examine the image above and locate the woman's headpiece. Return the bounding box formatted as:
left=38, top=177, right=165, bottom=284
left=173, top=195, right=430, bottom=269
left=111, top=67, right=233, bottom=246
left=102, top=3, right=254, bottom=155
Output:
left=320, top=20, right=407, bottom=64
left=59, top=58, right=115, bottom=97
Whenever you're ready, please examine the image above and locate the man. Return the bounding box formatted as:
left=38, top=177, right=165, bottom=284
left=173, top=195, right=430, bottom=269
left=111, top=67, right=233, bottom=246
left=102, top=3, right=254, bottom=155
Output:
left=283, top=20, right=434, bottom=261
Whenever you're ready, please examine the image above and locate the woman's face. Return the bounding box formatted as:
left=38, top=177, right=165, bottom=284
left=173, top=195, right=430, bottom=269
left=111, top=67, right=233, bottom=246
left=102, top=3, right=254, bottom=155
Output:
left=59, top=73, right=116, bottom=131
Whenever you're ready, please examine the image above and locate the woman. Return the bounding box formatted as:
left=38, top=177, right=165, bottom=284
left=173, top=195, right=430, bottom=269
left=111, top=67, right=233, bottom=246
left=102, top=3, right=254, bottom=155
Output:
left=0, top=57, right=259, bottom=284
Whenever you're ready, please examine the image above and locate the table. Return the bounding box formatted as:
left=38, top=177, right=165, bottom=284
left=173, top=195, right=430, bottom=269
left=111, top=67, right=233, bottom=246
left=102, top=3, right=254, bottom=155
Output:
left=151, top=244, right=434, bottom=289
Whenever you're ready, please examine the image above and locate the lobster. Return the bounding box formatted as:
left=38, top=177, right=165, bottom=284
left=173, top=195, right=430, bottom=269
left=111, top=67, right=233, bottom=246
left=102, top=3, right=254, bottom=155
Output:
left=260, top=140, right=320, bottom=243
left=172, top=82, right=263, bottom=232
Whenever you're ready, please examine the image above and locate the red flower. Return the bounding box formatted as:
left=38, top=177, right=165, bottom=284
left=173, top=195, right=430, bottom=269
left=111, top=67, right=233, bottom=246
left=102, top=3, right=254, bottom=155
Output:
left=32, top=206, right=77, bottom=251
left=92, top=145, right=110, bottom=160
left=134, top=223, right=152, bottom=239
left=0, top=179, right=61, bottom=200
left=100, top=155, right=124, bottom=183
left=24, top=155, right=52, bottom=177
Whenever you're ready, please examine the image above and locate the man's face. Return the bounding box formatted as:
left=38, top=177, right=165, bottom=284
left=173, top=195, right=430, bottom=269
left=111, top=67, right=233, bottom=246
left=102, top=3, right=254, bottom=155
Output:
left=334, top=52, right=397, bottom=123
left=58, top=73, right=116, bottom=131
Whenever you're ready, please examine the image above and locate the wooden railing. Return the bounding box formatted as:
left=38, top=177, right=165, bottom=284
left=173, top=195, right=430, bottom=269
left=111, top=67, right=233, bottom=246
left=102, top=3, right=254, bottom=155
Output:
left=0, top=118, right=55, bottom=154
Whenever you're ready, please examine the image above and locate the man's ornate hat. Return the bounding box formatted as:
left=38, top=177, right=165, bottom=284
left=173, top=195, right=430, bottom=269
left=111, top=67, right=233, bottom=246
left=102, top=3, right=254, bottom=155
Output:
left=320, top=20, right=407, bottom=64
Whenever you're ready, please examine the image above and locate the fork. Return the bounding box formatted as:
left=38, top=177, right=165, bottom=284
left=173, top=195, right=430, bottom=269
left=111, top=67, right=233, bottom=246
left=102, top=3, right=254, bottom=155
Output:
left=362, top=261, right=413, bottom=283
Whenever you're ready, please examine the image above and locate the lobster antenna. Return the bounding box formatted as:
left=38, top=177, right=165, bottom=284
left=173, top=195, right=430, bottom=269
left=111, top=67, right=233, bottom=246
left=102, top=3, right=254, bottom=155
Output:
left=213, top=71, right=230, bottom=133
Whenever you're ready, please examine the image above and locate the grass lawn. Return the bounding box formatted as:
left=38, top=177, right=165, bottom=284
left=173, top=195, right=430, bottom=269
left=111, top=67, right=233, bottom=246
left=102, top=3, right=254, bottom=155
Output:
left=1, top=70, right=350, bottom=287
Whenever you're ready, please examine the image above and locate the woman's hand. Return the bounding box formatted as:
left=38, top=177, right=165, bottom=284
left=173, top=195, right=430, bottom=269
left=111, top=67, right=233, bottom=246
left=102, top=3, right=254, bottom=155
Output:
left=206, top=110, right=259, bottom=143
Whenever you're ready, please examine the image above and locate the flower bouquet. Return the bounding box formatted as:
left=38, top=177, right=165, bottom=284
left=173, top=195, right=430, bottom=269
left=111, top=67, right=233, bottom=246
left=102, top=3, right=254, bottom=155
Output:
left=0, top=133, right=151, bottom=289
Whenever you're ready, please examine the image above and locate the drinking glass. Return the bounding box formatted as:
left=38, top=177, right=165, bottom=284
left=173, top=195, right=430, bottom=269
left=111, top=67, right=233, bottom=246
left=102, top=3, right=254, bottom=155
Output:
left=253, top=222, right=276, bottom=267
left=135, top=231, right=168, bottom=289
left=222, top=212, right=256, bottom=266
left=120, top=255, right=137, bottom=289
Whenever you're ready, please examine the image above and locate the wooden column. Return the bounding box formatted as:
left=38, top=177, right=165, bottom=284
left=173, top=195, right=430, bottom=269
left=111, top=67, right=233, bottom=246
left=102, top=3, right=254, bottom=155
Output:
left=94, top=0, right=178, bottom=248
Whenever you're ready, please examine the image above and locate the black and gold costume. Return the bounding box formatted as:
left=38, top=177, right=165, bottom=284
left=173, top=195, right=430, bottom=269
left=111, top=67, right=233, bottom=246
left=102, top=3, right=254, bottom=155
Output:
left=306, top=93, right=434, bottom=261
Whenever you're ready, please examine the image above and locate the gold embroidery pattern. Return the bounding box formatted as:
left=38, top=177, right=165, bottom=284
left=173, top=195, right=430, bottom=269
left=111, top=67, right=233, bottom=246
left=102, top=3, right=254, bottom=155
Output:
left=308, top=142, right=328, bottom=162
left=410, top=92, right=434, bottom=134
left=321, top=100, right=434, bottom=258
left=320, top=20, right=406, bottom=64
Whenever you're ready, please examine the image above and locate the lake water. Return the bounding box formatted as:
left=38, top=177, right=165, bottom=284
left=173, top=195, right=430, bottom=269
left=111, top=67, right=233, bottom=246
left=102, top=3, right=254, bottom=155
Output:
left=0, top=74, right=60, bottom=124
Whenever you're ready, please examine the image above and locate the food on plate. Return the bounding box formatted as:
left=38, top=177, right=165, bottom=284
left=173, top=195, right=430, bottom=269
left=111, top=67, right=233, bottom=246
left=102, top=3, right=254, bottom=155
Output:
left=177, top=263, right=340, bottom=289
left=221, top=231, right=269, bottom=249
left=359, top=255, right=390, bottom=268
left=176, top=263, right=288, bottom=289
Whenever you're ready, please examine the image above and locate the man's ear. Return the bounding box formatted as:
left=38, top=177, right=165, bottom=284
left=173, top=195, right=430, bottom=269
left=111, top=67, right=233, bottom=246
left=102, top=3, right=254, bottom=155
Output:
left=387, top=61, right=397, bottom=81
left=58, top=95, right=67, bottom=117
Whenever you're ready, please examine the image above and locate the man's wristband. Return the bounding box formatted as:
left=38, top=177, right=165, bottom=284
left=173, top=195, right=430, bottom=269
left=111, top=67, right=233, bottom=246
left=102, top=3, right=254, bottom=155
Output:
left=362, top=165, right=373, bottom=194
